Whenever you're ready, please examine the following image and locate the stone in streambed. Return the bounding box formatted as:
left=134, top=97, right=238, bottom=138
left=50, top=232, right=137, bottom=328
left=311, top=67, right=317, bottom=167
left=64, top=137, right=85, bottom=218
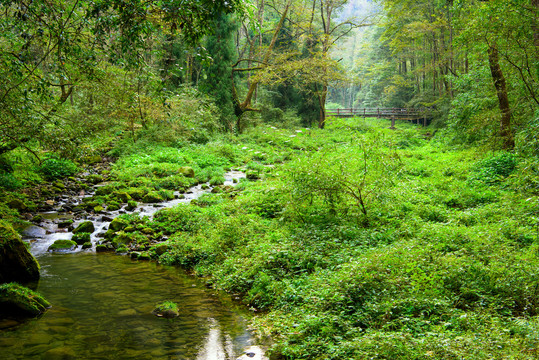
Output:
left=72, top=221, right=95, bottom=234
left=109, top=217, right=128, bottom=232
left=152, top=301, right=179, bottom=318
left=142, top=192, right=163, bottom=203
left=0, top=221, right=40, bottom=283
left=43, top=346, right=76, bottom=360
left=0, top=282, right=50, bottom=317
left=71, top=232, right=90, bottom=245
left=48, top=240, right=77, bottom=252
left=178, top=166, right=195, bottom=178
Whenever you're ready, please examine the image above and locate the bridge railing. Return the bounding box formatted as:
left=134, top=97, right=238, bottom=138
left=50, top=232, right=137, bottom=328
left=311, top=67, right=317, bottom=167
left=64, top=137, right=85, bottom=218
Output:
left=325, top=108, right=432, bottom=126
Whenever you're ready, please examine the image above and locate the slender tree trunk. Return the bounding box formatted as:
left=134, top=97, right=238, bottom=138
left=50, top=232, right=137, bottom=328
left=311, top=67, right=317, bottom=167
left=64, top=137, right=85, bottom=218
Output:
left=487, top=43, right=514, bottom=149
left=533, top=0, right=539, bottom=47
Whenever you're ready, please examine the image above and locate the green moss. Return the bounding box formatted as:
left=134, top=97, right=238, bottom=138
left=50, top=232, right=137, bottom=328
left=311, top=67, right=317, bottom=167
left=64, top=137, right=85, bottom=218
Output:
left=72, top=221, right=95, bottom=234
left=71, top=232, right=91, bottom=245
left=152, top=301, right=179, bottom=318
left=48, top=239, right=77, bottom=252
left=0, top=283, right=50, bottom=316
left=0, top=220, right=40, bottom=283
left=142, top=192, right=164, bottom=203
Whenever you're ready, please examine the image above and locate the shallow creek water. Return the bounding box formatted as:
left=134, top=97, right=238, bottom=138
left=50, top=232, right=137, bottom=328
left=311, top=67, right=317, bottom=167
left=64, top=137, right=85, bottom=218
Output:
left=1, top=170, right=260, bottom=359
left=0, top=253, right=254, bottom=359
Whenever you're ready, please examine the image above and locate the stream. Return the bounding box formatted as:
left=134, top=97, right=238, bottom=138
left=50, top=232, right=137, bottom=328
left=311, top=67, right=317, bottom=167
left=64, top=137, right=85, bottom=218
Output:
left=0, top=171, right=267, bottom=359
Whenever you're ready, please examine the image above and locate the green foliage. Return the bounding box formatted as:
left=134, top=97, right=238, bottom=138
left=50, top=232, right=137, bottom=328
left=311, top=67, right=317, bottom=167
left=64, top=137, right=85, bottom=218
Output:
left=469, top=152, right=517, bottom=185
left=36, top=155, right=79, bottom=180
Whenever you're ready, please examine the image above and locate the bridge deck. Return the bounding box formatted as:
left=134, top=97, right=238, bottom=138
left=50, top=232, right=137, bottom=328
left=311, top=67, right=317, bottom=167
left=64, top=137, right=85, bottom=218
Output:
left=326, top=108, right=432, bottom=126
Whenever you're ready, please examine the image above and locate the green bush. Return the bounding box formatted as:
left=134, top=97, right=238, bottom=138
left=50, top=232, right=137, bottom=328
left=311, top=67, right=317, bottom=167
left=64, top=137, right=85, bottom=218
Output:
left=469, top=152, right=517, bottom=185
left=37, top=155, right=79, bottom=180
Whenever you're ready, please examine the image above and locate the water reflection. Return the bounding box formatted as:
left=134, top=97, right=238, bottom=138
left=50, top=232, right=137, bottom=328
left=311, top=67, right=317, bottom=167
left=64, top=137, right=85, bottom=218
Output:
left=0, top=253, right=254, bottom=359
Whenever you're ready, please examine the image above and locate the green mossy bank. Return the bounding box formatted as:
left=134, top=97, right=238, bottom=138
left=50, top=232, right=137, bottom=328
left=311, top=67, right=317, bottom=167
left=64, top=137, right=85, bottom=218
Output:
left=0, top=220, right=40, bottom=284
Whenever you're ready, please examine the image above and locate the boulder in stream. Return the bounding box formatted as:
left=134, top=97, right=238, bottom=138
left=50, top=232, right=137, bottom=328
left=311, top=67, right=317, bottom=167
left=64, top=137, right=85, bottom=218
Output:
left=0, top=221, right=40, bottom=284
left=48, top=240, right=77, bottom=252
left=152, top=301, right=179, bottom=318
left=0, top=282, right=50, bottom=317
left=178, top=166, right=195, bottom=178
left=72, top=221, right=95, bottom=234
left=142, top=192, right=164, bottom=203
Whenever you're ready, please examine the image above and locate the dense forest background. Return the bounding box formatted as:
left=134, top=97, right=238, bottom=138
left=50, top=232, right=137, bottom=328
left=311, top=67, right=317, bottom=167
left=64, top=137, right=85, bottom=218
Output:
left=1, top=1, right=539, bottom=359
left=1, top=0, right=537, bottom=168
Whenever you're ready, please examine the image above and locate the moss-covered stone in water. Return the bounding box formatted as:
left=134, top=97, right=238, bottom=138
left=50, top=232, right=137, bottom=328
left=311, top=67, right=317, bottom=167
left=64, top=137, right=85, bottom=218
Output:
left=0, top=283, right=50, bottom=317
left=142, top=192, right=164, bottom=204
left=48, top=240, right=77, bottom=252
left=111, top=231, right=134, bottom=248
left=107, top=202, right=121, bottom=211
left=109, top=217, right=128, bottom=232
left=72, top=221, right=95, bottom=234
left=81, top=242, right=92, bottom=249
left=113, top=191, right=132, bottom=203
left=152, top=301, right=179, bottom=318
left=86, top=174, right=104, bottom=184
left=95, top=244, right=113, bottom=252
left=138, top=252, right=151, bottom=260
left=71, top=232, right=91, bottom=245
left=0, top=220, right=40, bottom=284
left=126, top=200, right=138, bottom=211
left=178, top=166, right=195, bottom=178
left=246, top=170, right=260, bottom=180
left=126, top=188, right=147, bottom=201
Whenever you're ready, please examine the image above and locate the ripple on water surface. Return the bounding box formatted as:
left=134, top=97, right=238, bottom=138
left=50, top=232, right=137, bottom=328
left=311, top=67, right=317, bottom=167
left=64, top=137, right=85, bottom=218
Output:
left=0, top=253, right=254, bottom=359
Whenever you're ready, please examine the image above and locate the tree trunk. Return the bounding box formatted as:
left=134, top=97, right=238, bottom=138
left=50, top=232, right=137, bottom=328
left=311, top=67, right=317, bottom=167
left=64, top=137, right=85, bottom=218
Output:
left=318, top=84, right=327, bottom=129
left=487, top=43, right=514, bottom=149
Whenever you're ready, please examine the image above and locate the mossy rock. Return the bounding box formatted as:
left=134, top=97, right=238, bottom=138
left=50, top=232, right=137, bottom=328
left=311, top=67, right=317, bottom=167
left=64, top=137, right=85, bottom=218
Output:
left=86, top=174, right=104, bottom=184
left=0, top=283, right=50, bottom=317
left=141, top=227, right=154, bottom=235
left=93, top=205, right=104, bottom=213
left=53, top=181, right=65, bottom=189
left=138, top=252, right=151, bottom=260
left=48, top=240, right=77, bottom=252
left=246, top=170, right=260, bottom=180
left=126, top=200, right=138, bottom=211
left=95, top=244, right=114, bottom=252
left=81, top=242, right=92, bottom=250
left=111, top=231, right=134, bottom=248
left=107, top=202, right=121, bottom=211
left=71, top=232, right=91, bottom=245
left=152, top=301, right=179, bottom=318
left=72, top=221, right=95, bottom=234
left=0, top=220, right=40, bottom=283
left=7, top=198, right=27, bottom=211
left=152, top=243, right=169, bottom=256
left=126, top=188, right=147, bottom=201
left=58, top=219, right=74, bottom=228
left=142, top=192, right=164, bottom=204
left=116, top=246, right=128, bottom=253
left=109, top=217, right=128, bottom=232
left=82, top=155, right=102, bottom=165
left=113, top=191, right=132, bottom=203
left=178, top=166, right=195, bottom=178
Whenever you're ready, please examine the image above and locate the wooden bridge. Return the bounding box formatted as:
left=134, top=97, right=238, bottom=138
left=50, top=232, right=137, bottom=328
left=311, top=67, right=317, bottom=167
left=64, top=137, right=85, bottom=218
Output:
left=326, top=108, right=432, bottom=127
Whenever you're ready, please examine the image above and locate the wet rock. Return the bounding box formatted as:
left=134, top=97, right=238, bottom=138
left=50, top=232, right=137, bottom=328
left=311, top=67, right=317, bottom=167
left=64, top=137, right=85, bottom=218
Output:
left=45, top=200, right=55, bottom=207
left=246, top=170, right=260, bottom=180
left=0, top=221, right=40, bottom=283
left=48, top=240, right=77, bottom=252
left=58, top=219, right=74, bottom=229
left=81, top=242, right=92, bottom=250
left=178, top=166, right=195, bottom=178
left=236, top=346, right=268, bottom=360
left=95, top=244, right=114, bottom=252
left=72, top=221, right=95, bottom=234
left=32, top=214, right=44, bottom=223
left=101, top=216, right=113, bottom=222
left=7, top=198, right=27, bottom=211
left=22, top=225, right=46, bottom=238
left=71, top=232, right=90, bottom=245
left=137, top=252, right=151, bottom=260
left=0, top=283, right=50, bottom=317
left=152, top=301, right=179, bottom=318
left=126, top=200, right=137, bottom=211
left=142, top=192, right=164, bottom=204
left=130, top=251, right=141, bottom=259
left=113, top=191, right=132, bottom=203
left=109, top=217, right=128, bottom=232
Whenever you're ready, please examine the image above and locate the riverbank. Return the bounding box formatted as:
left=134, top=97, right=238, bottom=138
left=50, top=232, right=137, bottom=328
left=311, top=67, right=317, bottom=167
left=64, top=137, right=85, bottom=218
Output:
left=2, top=117, right=538, bottom=359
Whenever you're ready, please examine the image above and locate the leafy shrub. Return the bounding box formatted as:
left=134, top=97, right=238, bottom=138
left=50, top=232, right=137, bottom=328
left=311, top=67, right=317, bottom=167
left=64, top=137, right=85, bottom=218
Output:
left=469, top=152, right=517, bottom=185
left=0, top=172, right=21, bottom=189
left=37, top=155, right=78, bottom=180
